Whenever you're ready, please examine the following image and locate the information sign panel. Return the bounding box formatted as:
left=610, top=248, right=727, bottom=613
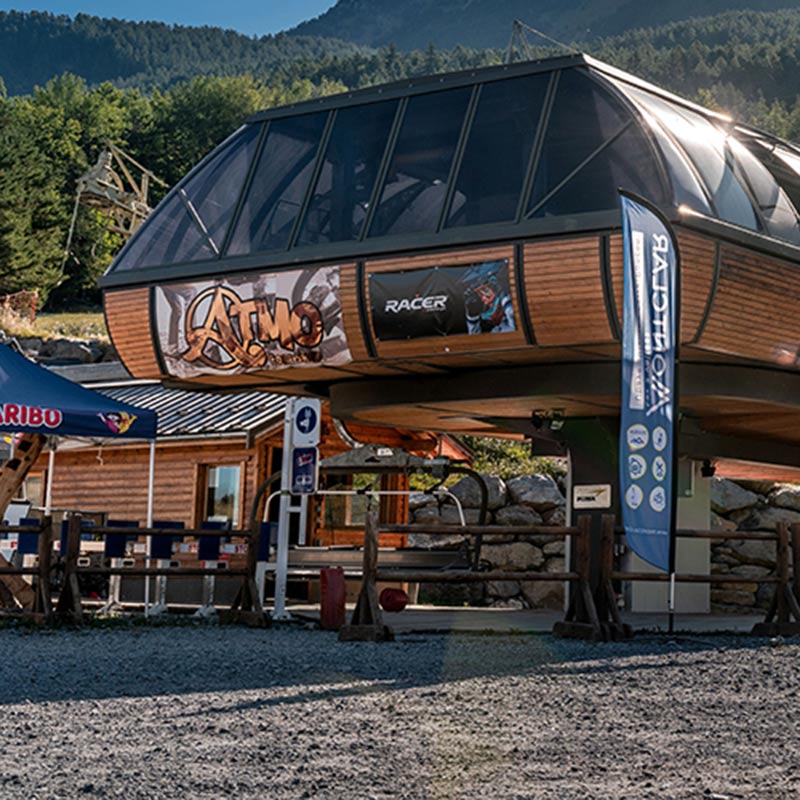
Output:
left=290, top=447, right=319, bottom=495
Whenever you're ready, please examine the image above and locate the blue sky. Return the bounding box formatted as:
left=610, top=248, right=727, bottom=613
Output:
left=0, top=1, right=338, bottom=35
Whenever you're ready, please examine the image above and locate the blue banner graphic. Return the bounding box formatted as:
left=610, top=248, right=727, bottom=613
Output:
left=619, top=193, right=680, bottom=572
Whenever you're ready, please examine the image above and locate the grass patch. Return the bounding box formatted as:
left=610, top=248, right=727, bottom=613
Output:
left=0, top=309, right=108, bottom=341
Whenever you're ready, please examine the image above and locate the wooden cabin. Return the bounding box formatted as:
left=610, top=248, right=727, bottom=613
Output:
left=24, top=363, right=469, bottom=545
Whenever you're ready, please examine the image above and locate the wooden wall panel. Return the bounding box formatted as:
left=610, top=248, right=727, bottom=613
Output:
left=364, top=246, right=525, bottom=359
left=104, top=288, right=163, bottom=379
left=336, top=262, right=370, bottom=362
left=37, top=440, right=252, bottom=529
left=699, top=245, right=800, bottom=366
left=524, top=236, right=612, bottom=346
left=608, top=230, right=717, bottom=345
left=677, top=232, right=717, bottom=342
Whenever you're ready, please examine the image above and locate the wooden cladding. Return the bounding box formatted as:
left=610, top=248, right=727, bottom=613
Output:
left=525, top=237, right=612, bottom=346
left=608, top=230, right=717, bottom=345
left=699, top=244, right=800, bottom=366
left=104, top=288, right=163, bottom=380
left=105, top=226, right=800, bottom=387
left=331, top=262, right=370, bottom=362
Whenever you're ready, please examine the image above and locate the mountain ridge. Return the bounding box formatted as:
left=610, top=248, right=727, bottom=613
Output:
left=0, top=10, right=366, bottom=96
left=289, top=0, right=800, bottom=49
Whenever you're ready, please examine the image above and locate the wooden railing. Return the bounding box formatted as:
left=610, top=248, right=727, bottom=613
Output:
left=339, top=511, right=621, bottom=642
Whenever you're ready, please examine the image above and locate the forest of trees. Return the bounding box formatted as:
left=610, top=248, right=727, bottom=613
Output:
left=4, top=7, right=800, bottom=308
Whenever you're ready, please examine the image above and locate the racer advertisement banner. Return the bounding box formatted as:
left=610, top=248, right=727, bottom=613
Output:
left=369, top=258, right=515, bottom=341
left=154, top=266, right=351, bottom=378
left=619, top=193, right=680, bottom=573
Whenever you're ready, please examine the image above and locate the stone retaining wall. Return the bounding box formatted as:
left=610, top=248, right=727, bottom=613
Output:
left=709, top=477, right=800, bottom=613
left=409, top=472, right=799, bottom=613
left=408, top=473, right=568, bottom=610
left=16, top=336, right=116, bottom=364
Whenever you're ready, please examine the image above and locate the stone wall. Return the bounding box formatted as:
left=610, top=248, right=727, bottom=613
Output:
left=15, top=336, right=116, bottom=365
left=409, top=472, right=799, bottom=613
left=408, top=473, right=568, bottom=610
left=709, top=477, right=800, bottom=613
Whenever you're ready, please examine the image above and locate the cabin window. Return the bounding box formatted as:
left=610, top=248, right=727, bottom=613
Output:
left=617, top=85, right=758, bottom=231
left=113, top=125, right=260, bottom=270
left=227, top=112, right=328, bottom=255
left=203, top=465, right=242, bottom=527
left=532, top=124, right=667, bottom=218
left=369, top=87, right=471, bottom=238
left=636, top=111, right=714, bottom=217
left=528, top=69, right=632, bottom=217
left=322, top=474, right=392, bottom=529
left=15, top=472, right=43, bottom=507
left=727, top=137, right=800, bottom=244
left=447, top=73, right=549, bottom=228
left=295, top=100, right=399, bottom=246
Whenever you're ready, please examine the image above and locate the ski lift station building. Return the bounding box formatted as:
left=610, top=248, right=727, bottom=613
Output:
left=100, top=54, right=800, bottom=609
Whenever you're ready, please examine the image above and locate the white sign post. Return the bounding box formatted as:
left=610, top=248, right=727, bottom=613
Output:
left=272, top=397, right=321, bottom=621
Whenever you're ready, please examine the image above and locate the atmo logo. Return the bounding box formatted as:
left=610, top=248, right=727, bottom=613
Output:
left=183, top=286, right=324, bottom=370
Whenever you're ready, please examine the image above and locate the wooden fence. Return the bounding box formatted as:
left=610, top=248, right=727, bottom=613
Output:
left=0, top=514, right=267, bottom=626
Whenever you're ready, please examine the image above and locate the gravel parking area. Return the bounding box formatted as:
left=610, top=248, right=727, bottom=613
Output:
left=0, top=624, right=797, bottom=798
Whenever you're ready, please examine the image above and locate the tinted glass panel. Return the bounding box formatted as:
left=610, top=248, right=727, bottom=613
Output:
left=533, top=125, right=667, bottom=217
left=369, top=88, right=471, bottom=238
left=296, top=100, right=398, bottom=246
left=757, top=144, right=800, bottom=217
left=227, top=113, right=327, bottom=255
left=635, top=108, right=713, bottom=216
left=113, top=127, right=259, bottom=270
left=618, top=85, right=757, bottom=231
left=728, top=137, right=800, bottom=244
left=447, top=74, right=549, bottom=228
left=183, top=125, right=260, bottom=250
left=528, top=69, right=630, bottom=216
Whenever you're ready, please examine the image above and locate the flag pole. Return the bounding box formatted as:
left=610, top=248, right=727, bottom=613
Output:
left=667, top=207, right=682, bottom=636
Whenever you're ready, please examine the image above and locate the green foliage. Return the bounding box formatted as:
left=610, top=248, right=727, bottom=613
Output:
left=6, top=7, right=800, bottom=307
left=461, top=436, right=566, bottom=481
left=0, top=94, right=80, bottom=303
left=0, top=10, right=366, bottom=96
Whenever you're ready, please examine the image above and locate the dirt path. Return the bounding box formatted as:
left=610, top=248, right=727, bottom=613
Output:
left=0, top=626, right=796, bottom=798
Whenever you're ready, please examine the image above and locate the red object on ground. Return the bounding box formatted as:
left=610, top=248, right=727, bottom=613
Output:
left=379, top=587, right=409, bottom=613
left=320, top=567, right=346, bottom=630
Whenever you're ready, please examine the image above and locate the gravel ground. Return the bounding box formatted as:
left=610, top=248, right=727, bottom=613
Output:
left=0, top=624, right=797, bottom=799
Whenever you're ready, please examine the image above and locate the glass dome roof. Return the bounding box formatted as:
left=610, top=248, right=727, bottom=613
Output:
left=104, top=55, right=800, bottom=283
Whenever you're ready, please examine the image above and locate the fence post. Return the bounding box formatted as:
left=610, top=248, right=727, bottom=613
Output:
left=224, top=521, right=269, bottom=627
left=553, top=515, right=604, bottom=641
left=776, top=523, right=790, bottom=625
left=339, top=498, right=393, bottom=642
left=34, top=515, right=53, bottom=618
left=599, top=514, right=632, bottom=639
left=791, top=524, right=800, bottom=611
left=753, top=522, right=800, bottom=636
left=55, top=514, right=83, bottom=623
